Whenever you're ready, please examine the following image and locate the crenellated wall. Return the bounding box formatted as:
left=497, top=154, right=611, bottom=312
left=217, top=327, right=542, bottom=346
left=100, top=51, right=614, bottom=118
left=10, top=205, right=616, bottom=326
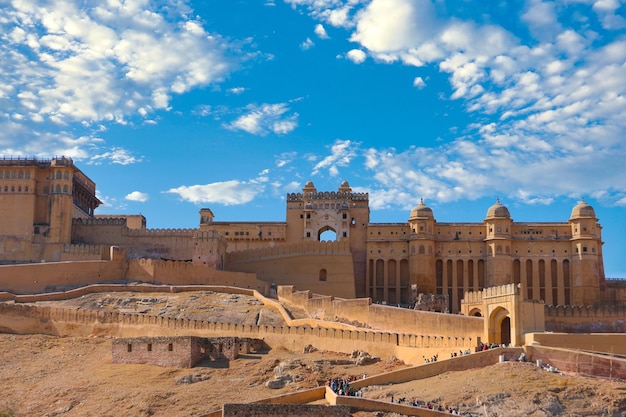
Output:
left=544, top=304, right=626, bottom=332
left=226, top=240, right=351, bottom=263
left=278, top=285, right=484, bottom=340
left=72, top=218, right=217, bottom=261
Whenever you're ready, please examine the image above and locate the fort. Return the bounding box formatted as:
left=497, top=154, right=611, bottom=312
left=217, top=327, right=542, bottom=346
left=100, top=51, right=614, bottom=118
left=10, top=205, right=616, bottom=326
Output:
left=0, top=156, right=625, bottom=416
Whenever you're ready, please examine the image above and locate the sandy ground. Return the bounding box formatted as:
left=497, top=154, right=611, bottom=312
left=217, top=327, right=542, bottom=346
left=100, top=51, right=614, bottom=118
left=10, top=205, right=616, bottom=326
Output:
left=1, top=291, right=625, bottom=417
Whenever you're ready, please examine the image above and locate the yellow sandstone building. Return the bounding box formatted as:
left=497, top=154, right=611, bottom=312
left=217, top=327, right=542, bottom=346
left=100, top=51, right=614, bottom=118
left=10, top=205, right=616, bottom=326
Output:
left=0, top=156, right=625, bottom=346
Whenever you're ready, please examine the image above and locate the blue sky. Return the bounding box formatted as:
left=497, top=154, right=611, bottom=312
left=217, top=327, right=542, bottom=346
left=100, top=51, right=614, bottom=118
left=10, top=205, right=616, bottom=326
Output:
left=1, top=0, right=625, bottom=277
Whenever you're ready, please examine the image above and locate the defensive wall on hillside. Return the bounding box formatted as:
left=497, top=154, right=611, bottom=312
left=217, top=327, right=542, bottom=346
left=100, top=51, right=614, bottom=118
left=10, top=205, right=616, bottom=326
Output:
left=0, top=285, right=478, bottom=362
left=227, top=241, right=357, bottom=299
left=526, top=332, right=626, bottom=355
left=278, top=285, right=484, bottom=338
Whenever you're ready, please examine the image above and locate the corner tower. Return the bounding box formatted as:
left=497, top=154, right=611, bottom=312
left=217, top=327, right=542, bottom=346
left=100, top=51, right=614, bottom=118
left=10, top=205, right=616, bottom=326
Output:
left=568, top=199, right=604, bottom=305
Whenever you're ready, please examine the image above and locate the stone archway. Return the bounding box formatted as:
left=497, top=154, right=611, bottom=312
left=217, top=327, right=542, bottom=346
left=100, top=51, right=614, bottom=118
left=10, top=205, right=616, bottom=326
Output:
left=318, top=226, right=337, bottom=241
left=489, top=307, right=511, bottom=345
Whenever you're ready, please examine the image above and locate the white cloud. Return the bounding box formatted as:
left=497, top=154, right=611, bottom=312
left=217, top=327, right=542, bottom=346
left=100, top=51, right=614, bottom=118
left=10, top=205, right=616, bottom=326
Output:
left=314, top=23, right=329, bottom=39
left=300, top=37, right=315, bottom=50
left=166, top=175, right=266, bottom=205
left=413, top=76, right=426, bottom=89
left=312, top=139, right=359, bottom=176
left=346, top=49, right=366, bottom=64
left=125, top=191, right=149, bottom=202
left=228, top=87, right=247, bottom=95
left=89, top=148, right=142, bottom=165
left=2, top=1, right=235, bottom=123
left=226, top=103, right=299, bottom=136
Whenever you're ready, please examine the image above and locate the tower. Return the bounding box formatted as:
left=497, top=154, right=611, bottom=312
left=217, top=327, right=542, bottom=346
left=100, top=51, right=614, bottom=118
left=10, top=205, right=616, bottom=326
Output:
left=408, top=199, right=436, bottom=294
left=483, top=199, right=513, bottom=287
left=568, top=199, right=603, bottom=305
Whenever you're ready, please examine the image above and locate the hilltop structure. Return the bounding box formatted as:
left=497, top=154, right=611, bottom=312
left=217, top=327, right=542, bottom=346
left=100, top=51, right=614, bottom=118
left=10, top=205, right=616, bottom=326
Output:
left=0, top=156, right=624, bottom=346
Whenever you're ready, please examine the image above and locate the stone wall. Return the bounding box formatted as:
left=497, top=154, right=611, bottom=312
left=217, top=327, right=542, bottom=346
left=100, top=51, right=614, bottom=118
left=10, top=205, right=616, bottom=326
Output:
left=524, top=345, right=626, bottom=380
left=222, top=404, right=350, bottom=417
left=544, top=304, right=626, bottom=333
left=525, top=332, right=626, bottom=355
left=278, top=285, right=484, bottom=339
left=112, top=336, right=205, bottom=368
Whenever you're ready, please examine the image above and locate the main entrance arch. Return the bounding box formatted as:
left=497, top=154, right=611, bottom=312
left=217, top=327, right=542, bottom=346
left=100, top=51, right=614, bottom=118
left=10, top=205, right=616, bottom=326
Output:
left=489, top=307, right=511, bottom=345
left=318, top=226, right=337, bottom=241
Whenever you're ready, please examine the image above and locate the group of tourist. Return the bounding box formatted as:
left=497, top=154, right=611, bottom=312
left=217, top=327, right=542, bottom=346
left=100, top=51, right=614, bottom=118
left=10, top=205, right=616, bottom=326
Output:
left=450, top=349, right=473, bottom=358
left=326, top=377, right=361, bottom=397
left=390, top=396, right=473, bottom=415
left=423, top=353, right=439, bottom=363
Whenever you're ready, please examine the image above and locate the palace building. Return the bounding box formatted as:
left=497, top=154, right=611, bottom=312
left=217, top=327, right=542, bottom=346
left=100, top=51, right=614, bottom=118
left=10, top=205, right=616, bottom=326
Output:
left=0, top=157, right=621, bottom=313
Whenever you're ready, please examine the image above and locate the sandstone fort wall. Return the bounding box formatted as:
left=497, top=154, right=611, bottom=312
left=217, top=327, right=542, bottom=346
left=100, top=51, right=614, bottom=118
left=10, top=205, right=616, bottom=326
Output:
left=278, top=285, right=484, bottom=339
left=227, top=242, right=356, bottom=298
left=524, top=345, right=626, bottom=380
left=525, top=332, right=626, bottom=355
left=544, top=304, right=626, bottom=333
left=0, top=293, right=478, bottom=363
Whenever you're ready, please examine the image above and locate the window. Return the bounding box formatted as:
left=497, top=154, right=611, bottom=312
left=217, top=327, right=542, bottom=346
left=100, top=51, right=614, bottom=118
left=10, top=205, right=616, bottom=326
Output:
left=342, top=213, right=347, bottom=219
left=147, top=343, right=152, bottom=352
left=306, top=213, right=311, bottom=219
left=168, top=343, right=173, bottom=352
left=319, top=269, right=327, bottom=281
left=127, top=344, right=132, bottom=352
left=306, top=232, right=311, bottom=237
left=342, top=232, right=347, bottom=238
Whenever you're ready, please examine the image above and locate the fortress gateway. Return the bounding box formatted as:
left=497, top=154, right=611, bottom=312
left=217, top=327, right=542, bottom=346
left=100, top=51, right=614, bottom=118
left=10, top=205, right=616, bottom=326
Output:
left=0, top=156, right=624, bottom=319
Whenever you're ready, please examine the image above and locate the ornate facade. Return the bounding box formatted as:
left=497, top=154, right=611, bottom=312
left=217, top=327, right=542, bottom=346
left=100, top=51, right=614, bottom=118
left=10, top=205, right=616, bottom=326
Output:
left=0, top=158, right=617, bottom=312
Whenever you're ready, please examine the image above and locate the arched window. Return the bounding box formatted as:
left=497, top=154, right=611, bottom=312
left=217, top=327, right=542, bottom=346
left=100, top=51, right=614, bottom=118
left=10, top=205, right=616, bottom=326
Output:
left=55, top=184, right=61, bottom=193
left=63, top=185, right=69, bottom=193
left=319, top=269, right=327, bottom=281
left=55, top=171, right=62, bottom=179
left=418, top=245, right=425, bottom=254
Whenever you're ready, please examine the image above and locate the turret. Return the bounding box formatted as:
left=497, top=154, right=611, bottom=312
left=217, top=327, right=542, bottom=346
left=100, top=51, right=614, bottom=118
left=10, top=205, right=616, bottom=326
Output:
left=484, top=199, right=513, bottom=287
left=408, top=199, right=436, bottom=294
left=568, top=199, right=603, bottom=305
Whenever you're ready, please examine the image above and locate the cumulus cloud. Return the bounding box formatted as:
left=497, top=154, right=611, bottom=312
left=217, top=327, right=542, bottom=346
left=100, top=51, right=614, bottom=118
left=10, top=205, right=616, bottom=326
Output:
left=125, top=191, right=149, bottom=202
left=226, top=103, right=299, bottom=136
left=300, top=37, right=315, bottom=50
left=413, top=77, right=426, bottom=89
left=0, top=0, right=245, bottom=161
left=166, top=172, right=269, bottom=205
left=314, top=23, right=329, bottom=39
left=89, top=148, right=142, bottom=165
left=346, top=49, right=367, bottom=64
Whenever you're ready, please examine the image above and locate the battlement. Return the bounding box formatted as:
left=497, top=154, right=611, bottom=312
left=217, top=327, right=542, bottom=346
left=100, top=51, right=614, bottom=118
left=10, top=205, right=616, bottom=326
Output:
left=463, top=284, right=520, bottom=304
left=545, top=304, right=626, bottom=318
left=227, top=240, right=351, bottom=263
left=286, top=191, right=369, bottom=202
left=0, top=155, right=74, bottom=168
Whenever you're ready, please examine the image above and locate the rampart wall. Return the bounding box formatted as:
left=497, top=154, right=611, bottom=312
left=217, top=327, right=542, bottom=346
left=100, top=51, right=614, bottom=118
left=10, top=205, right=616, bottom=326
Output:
left=525, top=332, right=626, bottom=355
left=524, top=345, right=626, bottom=380
left=126, top=259, right=267, bottom=293
left=227, top=242, right=356, bottom=299
left=278, top=286, right=484, bottom=339
left=0, top=285, right=478, bottom=363
left=544, top=304, right=626, bottom=333
left=72, top=218, right=204, bottom=260
left=0, top=247, right=127, bottom=294
left=226, top=240, right=351, bottom=263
